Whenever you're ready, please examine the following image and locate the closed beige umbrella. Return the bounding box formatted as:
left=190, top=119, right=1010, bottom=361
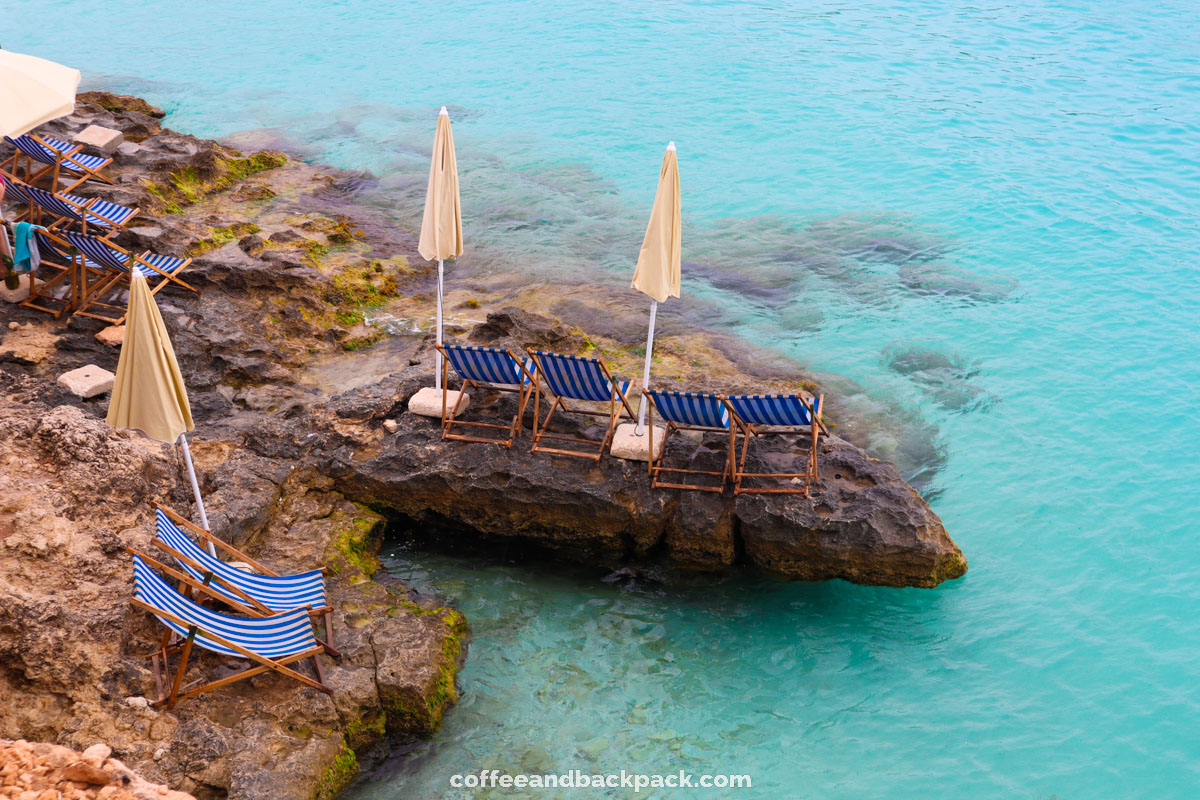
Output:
left=630, top=142, right=681, bottom=432
left=418, top=107, right=463, bottom=389
left=0, top=49, right=81, bottom=138
left=108, top=274, right=212, bottom=549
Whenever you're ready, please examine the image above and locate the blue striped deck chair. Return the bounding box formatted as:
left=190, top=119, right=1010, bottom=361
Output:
left=1, top=176, right=34, bottom=222
left=644, top=389, right=737, bottom=492
left=1, top=134, right=113, bottom=191
left=432, top=343, right=539, bottom=448
left=23, top=182, right=138, bottom=236
left=59, top=231, right=196, bottom=324
left=726, top=394, right=829, bottom=496
left=130, top=553, right=331, bottom=708
left=525, top=349, right=635, bottom=460
left=150, top=505, right=336, bottom=656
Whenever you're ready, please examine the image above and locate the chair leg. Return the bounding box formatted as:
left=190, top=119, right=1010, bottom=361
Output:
left=163, top=628, right=198, bottom=709
left=311, top=652, right=326, bottom=685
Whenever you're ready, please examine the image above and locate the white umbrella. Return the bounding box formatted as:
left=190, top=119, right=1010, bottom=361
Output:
left=630, top=142, right=682, bottom=434
left=108, top=274, right=214, bottom=554
left=0, top=49, right=81, bottom=138
left=417, top=107, right=463, bottom=389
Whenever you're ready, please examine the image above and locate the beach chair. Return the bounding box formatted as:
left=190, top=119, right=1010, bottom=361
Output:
left=151, top=505, right=336, bottom=656
left=726, top=394, right=828, bottom=496
left=17, top=228, right=79, bottom=318
left=130, top=553, right=331, bottom=709
left=23, top=182, right=138, bottom=236
left=433, top=343, right=539, bottom=448
left=1, top=176, right=34, bottom=222
left=2, top=134, right=113, bottom=190
left=59, top=231, right=195, bottom=324
left=525, top=349, right=634, bottom=460
left=644, top=389, right=737, bottom=492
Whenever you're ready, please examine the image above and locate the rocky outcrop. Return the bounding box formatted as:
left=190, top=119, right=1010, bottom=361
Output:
left=315, top=348, right=966, bottom=588
left=0, top=406, right=465, bottom=800
left=1, top=739, right=195, bottom=800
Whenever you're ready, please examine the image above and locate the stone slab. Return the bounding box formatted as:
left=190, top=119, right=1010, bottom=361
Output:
left=407, top=386, right=469, bottom=419
left=74, top=124, right=124, bottom=155
left=56, top=365, right=115, bottom=398
left=95, top=325, right=125, bottom=347
left=610, top=422, right=666, bottom=462
left=0, top=274, right=40, bottom=303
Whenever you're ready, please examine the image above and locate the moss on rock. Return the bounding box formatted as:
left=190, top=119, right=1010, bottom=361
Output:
left=187, top=222, right=261, bottom=256
left=325, top=503, right=385, bottom=579
left=144, top=150, right=288, bottom=214
left=385, top=608, right=469, bottom=738
left=311, top=742, right=358, bottom=800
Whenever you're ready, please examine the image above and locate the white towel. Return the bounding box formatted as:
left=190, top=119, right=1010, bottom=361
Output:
left=0, top=223, right=12, bottom=264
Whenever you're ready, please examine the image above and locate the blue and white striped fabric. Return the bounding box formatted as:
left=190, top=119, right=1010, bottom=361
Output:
left=443, top=345, right=535, bottom=387
left=155, top=508, right=327, bottom=612
left=61, top=232, right=188, bottom=279
left=24, top=184, right=135, bottom=228
left=727, top=395, right=821, bottom=427
left=647, top=390, right=730, bottom=429
left=533, top=351, right=629, bottom=402
left=133, top=554, right=319, bottom=659
left=33, top=230, right=77, bottom=264
left=80, top=196, right=136, bottom=226
left=2, top=179, right=33, bottom=206
left=5, top=135, right=108, bottom=172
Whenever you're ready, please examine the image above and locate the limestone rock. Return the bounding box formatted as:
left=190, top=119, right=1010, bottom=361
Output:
left=77, top=91, right=166, bottom=119
left=407, top=386, right=468, bottom=419
left=63, top=761, right=112, bottom=784
left=0, top=273, right=40, bottom=303
left=75, top=125, right=125, bottom=155
left=610, top=422, right=665, bottom=462
left=0, top=324, right=58, bottom=365
left=56, top=365, right=115, bottom=398
left=96, top=326, right=126, bottom=347
left=81, top=743, right=112, bottom=767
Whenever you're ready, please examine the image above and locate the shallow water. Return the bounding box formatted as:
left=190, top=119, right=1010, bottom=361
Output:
left=9, top=0, right=1200, bottom=795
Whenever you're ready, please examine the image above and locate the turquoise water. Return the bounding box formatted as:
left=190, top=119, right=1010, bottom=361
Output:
left=9, top=0, right=1200, bottom=795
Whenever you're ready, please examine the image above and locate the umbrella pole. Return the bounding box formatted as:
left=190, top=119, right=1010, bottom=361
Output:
left=177, top=433, right=215, bottom=557
left=635, top=299, right=658, bottom=435
left=435, top=258, right=444, bottom=390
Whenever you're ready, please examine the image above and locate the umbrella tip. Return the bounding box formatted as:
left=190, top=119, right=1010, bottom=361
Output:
left=439, top=106, right=449, bottom=116
left=667, top=141, right=676, bottom=151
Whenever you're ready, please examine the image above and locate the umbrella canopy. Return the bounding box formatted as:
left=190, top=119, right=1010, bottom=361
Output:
left=0, top=50, right=81, bottom=138
left=629, top=143, right=681, bottom=434
left=107, top=274, right=194, bottom=443
left=631, top=142, right=681, bottom=303
left=418, top=107, right=463, bottom=262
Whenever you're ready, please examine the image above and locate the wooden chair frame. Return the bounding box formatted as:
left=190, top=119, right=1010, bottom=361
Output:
left=153, top=505, right=338, bottom=657
left=70, top=238, right=196, bottom=325
left=731, top=394, right=829, bottom=497
left=130, top=594, right=330, bottom=709
left=39, top=191, right=137, bottom=239
left=0, top=138, right=82, bottom=188
left=525, top=349, right=635, bottom=461
left=433, top=343, right=539, bottom=449
left=16, top=228, right=80, bottom=319
left=2, top=135, right=113, bottom=192
left=646, top=393, right=738, bottom=493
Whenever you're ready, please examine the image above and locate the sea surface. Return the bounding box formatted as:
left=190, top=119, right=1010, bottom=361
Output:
left=8, top=0, right=1199, bottom=796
